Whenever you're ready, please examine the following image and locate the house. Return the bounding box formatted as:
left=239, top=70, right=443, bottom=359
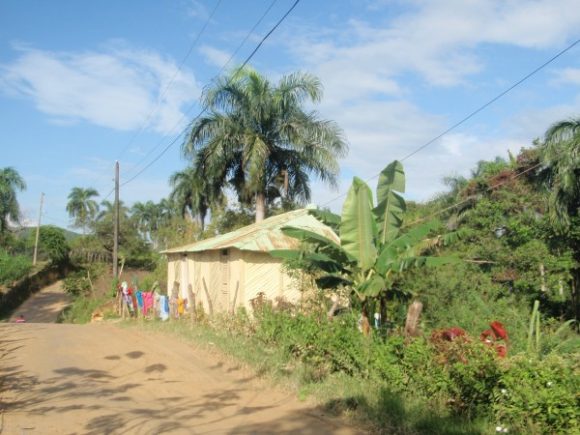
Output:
left=161, top=208, right=339, bottom=315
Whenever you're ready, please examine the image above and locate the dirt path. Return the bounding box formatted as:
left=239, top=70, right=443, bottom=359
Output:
left=8, top=280, right=70, bottom=323
left=0, top=322, right=362, bottom=434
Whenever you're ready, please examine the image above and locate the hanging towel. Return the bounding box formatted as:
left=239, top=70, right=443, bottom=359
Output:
left=136, top=291, right=144, bottom=309
left=142, top=292, right=154, bottom=315
left=159, top=295, right=169, bottom=321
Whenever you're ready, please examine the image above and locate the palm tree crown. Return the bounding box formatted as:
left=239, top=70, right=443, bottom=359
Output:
left=66, top=187, right=99, bottom=234
left=539, top=118, right=580, bottom=230
left=0, top=167, right=26, bottom=235
left=183, top=67, right=348, bottom=222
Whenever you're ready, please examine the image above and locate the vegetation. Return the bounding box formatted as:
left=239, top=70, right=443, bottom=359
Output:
left=0, top=167, right=26, bottom=242
left=0, top=248, right=32, bottom=285
left=273, top=161, right=460, bottom=330
left=2, top=67, right=578, bottom=434
left=182, top=67, right=348, bottom=222
left=66, top=187, right=100, bottom=234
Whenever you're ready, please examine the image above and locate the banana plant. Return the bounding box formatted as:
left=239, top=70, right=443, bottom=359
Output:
left=272, top=160, right=459, bottom=327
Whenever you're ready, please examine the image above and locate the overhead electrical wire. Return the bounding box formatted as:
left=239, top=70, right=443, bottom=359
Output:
left=319, top=37, right=580, bottom=209
left=87, top=0, right=223, bottom=189
left=122, top=0, right=280, bottom=181
left=100, top=0, right=284, bottom=201
left=120, top=0, right=300, bottom=188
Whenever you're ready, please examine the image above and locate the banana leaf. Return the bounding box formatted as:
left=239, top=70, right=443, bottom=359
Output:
left=340, top=177, right=377, bottom=271
left=375, top=161, right=406, bottom=244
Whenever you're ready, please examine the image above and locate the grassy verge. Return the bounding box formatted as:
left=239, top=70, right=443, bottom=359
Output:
left=122, top=317, right=493, bottom=434
left=58, top=293, right=107, bottom=324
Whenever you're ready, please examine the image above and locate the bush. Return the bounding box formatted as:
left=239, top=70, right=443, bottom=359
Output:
left=62, top=271, right=92, bottom=296
left=0, top=249, right=32, bottom=285
left=492, top=354, right=579, bottom=433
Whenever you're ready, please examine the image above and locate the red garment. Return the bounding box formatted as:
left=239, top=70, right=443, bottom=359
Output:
left=142, top=292, right=154, bottom=315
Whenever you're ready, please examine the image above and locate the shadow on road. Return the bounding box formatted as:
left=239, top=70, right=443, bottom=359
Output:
left=0, top=329, right=357, bottom=434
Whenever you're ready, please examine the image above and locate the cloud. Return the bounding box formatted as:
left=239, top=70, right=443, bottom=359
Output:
left=552, top=68, right=580, bottom=86
left=284, top=0, right=580, bottom=105
left=187, top=0, right=209, bottom=19
left=199, top=45, right=230, bottom=68
left=0, top=44, right=201, bottom=134
left=274, top=0, right=580, bottom=205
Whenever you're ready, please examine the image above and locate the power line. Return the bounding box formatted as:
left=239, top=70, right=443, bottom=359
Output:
left=87, top=0, right=223, bottom=188
left=116, top=0, right=224, bottom=160
left=401, top=161, right=543, bottom=230
left=121, top=0, right=279, bottom=182
left=120, top=0, right=301, bottom=188
left=320, top=37, right=580, bottom=209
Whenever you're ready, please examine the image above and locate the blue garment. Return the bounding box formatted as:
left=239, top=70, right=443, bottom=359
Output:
left=135, top=291, right=143, bottom=308
left=159, top=295, right=169, bottom=321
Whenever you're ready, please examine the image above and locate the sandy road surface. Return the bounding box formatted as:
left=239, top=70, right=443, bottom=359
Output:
left=0, top=322, right=361, bottom=434
left=8, top=280, right=70, bottom=323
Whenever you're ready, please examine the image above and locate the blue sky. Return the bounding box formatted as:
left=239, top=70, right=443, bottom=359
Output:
left=1, top=0, right=580, bottom=230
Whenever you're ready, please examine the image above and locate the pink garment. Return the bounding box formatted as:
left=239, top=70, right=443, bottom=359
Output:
left=142, top=292, right=154, bottom=315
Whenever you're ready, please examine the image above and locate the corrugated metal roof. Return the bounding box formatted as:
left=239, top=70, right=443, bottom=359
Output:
left=161, top=208, right=338, bottom=254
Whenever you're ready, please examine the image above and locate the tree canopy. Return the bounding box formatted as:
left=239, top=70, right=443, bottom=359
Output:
left=183, top=67, right=348, bottom=222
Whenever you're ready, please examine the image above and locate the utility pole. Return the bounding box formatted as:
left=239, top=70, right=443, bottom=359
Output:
left=32, top=192, right=44, bottom=266
left=113, top=161, right=120, bottom=279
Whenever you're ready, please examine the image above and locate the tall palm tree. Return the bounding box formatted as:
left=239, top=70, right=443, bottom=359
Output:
left=0, top=167, right=26, bottom=236
left=66, top=187, right=99, bottom=234
left=539, top=117, right=580, bottom=327
left=169, top=166, right=221, bottom=231
left=539, top=118, right=580, bottom=230
left=183, top=67, right=348, bottom=222
left=131, top=201, right=156, bottom=240
left=97, top=199, right=128, bottom=222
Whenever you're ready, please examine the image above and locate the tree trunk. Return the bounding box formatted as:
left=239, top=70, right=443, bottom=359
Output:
left=404, top=300, right=423, bottom=338
left=255, top=192, right=266, bottom=223
left=360, top=301, right=371, bottom=336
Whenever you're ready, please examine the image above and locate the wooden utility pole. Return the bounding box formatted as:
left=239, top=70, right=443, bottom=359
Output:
left=113, top=161, right=120, bottom=279
left=32, top=192, right=44, bottom=266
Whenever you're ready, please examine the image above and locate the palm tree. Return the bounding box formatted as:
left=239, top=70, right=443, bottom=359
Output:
left=183, top=67, right=348, bottom=222
left=131, top=201, right=156, bottom=240
left=538, top=118, right=580, bottom=327
left=169, top=166, right=221, bottom=231
left=97, top=200, right=128, bottom=222
left=539, top=118, right=580, bottom=230
left=66, top=187, right=99, bottom=234
left=0, top=167, right=26, bottom=236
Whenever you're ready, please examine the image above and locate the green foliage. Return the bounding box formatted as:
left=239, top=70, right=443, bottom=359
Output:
left=58, top=294, right=106, bottom=324
left=493, top=355, right=579, bottom=433
left=37, top=225, right=70, bottom=264
left=66, top=187, right=99, bottom=234
left=62, top=271, right=92, bottom=296
left=0, top=167, right=26, bottom=236
left=0, top=248, right=32, bottom=285
left=275, top=161, right=458, bottom=310
left=183, top=67, right=348, bottom=221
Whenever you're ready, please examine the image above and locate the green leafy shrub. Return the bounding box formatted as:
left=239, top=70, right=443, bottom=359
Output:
left=62, top=271, right=92, bottom=296
left=493, top=354, right=579, bottom=433
left=0, top=249, right=32, bottom=285
left=38, top=225, right=70, bottom=264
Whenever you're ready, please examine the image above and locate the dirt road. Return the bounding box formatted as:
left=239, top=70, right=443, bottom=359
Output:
left=8, top=280, right=70, bottom=323
left=0, top=322, right=361, bottom=434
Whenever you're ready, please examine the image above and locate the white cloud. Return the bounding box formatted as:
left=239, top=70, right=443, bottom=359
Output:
left=0, top=44, right=201, bottom=134
left=285, top=0, right=580, bottom=106
left=553, top=68, right=580, bottom=86
left=277, top=0, right=580, bottom=205
left=187, top=0, right=209, bottom=19
left=199, top=45, right=230, bottom=68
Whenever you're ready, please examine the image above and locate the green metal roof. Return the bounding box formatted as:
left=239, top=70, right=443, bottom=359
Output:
left=161, top=208, right=338, bottom=254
